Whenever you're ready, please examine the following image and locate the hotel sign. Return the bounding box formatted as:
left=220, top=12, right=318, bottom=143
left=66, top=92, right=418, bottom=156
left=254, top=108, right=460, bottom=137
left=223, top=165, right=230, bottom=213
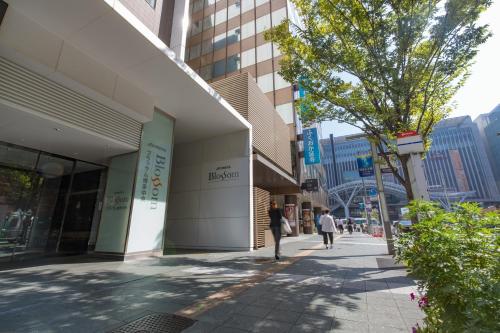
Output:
left=208, top=164, right=240, bottom=183
left=303, top=128, right=321, bottom=165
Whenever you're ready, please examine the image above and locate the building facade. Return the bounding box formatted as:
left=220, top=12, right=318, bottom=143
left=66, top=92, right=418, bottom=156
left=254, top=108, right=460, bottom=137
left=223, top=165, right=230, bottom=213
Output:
left=185, top=0, right=328, bottom=236
left=0, top=0, right=257, bottom=262
left=474, top=105, right=500, bottom=193
left=425, top=116, right=500, bottom=203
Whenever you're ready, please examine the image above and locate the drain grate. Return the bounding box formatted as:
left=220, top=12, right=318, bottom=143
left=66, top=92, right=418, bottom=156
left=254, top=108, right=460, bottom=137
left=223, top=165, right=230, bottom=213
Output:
left=109, top=313, right=196, bottom=333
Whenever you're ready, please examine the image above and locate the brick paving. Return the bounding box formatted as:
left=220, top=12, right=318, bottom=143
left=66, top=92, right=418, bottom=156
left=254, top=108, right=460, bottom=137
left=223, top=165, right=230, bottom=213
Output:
left=0, top=233, right=423, bottom=332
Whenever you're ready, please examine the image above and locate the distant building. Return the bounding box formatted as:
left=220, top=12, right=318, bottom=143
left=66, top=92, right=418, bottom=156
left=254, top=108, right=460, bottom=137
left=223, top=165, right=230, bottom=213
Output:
left=474, top=105, right=500, bottom=192
left=424, top=116, right=499, bottom=203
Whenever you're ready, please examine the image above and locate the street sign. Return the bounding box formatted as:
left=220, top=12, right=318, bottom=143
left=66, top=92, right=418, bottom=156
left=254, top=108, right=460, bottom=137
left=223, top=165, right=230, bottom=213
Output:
left=397, top=131, right=424, bottom=154
left=368, top=188, right=378, bottom=201
left=357, top=155, right=374, bottom=177
left=301, top=178, right=319, bottom=192
left=303, top=128, right=321, bottom=165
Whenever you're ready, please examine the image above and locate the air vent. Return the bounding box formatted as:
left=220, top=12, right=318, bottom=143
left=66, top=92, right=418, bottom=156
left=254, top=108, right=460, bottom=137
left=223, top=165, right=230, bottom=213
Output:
left=0, top=56, right=142, bottom=148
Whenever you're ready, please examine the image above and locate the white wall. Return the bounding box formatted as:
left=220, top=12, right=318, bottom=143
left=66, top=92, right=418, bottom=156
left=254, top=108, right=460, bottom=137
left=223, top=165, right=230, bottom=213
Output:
left=166, top=130, right=253, bottom=251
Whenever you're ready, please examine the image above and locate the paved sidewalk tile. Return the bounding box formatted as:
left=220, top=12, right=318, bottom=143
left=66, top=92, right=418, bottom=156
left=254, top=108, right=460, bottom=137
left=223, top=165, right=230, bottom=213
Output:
left=0, top=233, right=421, bottom=333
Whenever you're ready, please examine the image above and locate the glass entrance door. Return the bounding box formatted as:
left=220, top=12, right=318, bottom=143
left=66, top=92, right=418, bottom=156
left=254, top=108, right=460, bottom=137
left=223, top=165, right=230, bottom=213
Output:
left=0, top=142, right=106, bottom=261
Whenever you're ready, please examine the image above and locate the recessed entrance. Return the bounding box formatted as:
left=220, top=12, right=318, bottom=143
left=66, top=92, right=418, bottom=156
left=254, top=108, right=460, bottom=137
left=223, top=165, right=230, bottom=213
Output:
left=0, top=142, right=106, bottom=261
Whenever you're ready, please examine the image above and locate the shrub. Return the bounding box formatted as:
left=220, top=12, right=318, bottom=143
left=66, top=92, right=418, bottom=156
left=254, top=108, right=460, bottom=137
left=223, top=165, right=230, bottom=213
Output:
left=395, top=201, right=500, bottom=332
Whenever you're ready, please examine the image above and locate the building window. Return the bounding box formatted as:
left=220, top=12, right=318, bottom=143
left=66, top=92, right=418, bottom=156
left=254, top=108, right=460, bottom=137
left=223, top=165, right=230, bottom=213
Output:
left=200, top=64, right=213, bottom=80
left=204, top=0, right=216, bottom=7
left=203, top=14, right=215, bottom=30
left=274, top=71, right=290, bottom=90
left=213, top=59, right=226, bottom=77
left=271, top=7, right=287, bottom=27
left=193, top=0, right=203, bottom=12
left=213, top=33, right=226, bottom=50
left=215, top=8, right=227, bottom=25
left=202, top=38, right=214, bottom=55
left=255, top=0, right=269, bottom=6
left=228, top=2, right=241, bottom=20
left=241, top=21, right=255, bottom=39
left=276, top=103, right=294, bottom=124
left=241, top=48, right=256, bottom=68
left=145, top=0, right=156, bottom=8
left=191, top=20, right=203, bottom=36
left=272, top=43, right=282, bottom=57
left=257, top=73, right=274, bottom=93
left=189, top=44, right=201, bottom=60
left=256, top=42, right=272, bottom=62
left=227, top=54, right=241, bottom=73
left=227, top=27, right=241, bottom=46
left=256, top=14, right=271, bottom=34
left=241, top=0, right=254, bottom=13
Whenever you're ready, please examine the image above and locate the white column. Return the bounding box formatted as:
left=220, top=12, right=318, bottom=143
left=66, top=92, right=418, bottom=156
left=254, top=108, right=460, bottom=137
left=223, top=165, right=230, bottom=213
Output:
left=169, top=0, right=190, bottom=60
left=407, top=153, right=430, bottom=200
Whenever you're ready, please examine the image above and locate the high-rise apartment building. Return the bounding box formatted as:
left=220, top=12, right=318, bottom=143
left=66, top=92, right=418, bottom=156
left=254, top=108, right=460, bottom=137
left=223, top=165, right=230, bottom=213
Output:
left=474, top=105, right=500, bottom=192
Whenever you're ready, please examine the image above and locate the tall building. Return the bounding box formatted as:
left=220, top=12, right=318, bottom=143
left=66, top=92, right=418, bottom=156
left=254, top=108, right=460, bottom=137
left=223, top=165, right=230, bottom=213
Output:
left=425, top=116, right=500, bottom=203
left=0, top=0, right=325, bottom=263
left=474, top=105, right=500, bottom=192
left=185, top=0, right=328, bottom=234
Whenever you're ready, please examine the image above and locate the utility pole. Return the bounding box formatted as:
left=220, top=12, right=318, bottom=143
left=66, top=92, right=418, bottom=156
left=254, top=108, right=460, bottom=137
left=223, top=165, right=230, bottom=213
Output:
left=370, top=141, right=395, bottom=255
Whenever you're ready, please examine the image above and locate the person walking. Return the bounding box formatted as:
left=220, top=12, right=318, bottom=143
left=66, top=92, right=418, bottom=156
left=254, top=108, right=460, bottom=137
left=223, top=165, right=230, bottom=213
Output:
left=268, top=200, right=282, bottom=260
left=320, top=209, right=337, bottom=249
left=337, top=218, right=344, bottom=234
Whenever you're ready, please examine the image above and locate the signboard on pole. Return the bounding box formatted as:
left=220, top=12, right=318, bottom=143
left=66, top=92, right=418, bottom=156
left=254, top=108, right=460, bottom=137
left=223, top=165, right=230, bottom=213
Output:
left=368, top=188, right=378, bottom=201
left=397, top=131, right=424, bottom=154
left=301, top=178, right=319, bottom=192
left=303, top=128, right=321, bottom=165
left=357, top=155, right=374, bottom=177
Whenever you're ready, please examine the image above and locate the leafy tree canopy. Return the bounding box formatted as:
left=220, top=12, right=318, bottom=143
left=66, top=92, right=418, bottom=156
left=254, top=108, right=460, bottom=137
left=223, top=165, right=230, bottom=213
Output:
left=267, top=0, right=491, bottom=197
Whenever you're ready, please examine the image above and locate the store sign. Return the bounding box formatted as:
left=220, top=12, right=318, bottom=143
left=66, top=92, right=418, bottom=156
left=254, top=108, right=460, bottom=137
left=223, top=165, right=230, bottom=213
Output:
left=397, top=131, right=424, bottom=154
left=303, top=128, right=321, bottom=165
left=301, top=178, right=319, bottom=192
left=357, top=155, right=374, bottom=177
left=208, top=164, right=240, bottom=183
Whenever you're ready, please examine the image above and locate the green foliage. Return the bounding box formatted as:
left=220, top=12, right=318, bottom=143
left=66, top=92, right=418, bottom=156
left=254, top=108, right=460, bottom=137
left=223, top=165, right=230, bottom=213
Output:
left=266, top=0, right=491, bottom=195
left=395, top=201, right=500, bottom=332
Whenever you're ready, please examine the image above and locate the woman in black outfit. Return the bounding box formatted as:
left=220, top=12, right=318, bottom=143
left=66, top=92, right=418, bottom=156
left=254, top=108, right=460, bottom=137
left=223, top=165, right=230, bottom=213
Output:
left=268, top=200, right=282, bottom=260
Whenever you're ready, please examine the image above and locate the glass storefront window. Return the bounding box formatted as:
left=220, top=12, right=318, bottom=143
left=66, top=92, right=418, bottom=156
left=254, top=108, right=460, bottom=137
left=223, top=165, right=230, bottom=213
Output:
left=0, top=142, right=105, bottom=262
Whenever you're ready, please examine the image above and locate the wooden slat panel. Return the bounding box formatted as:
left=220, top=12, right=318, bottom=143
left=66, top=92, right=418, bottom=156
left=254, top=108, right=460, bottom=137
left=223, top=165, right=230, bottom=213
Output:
left=253, top=187, right=270, bottom=248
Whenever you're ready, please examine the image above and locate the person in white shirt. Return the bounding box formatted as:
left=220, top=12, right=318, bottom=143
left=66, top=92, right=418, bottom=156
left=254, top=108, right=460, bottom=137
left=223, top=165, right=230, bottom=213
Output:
left=337, top=218, right=344, bottom=234
left=319, top=210, right=337, bottom=249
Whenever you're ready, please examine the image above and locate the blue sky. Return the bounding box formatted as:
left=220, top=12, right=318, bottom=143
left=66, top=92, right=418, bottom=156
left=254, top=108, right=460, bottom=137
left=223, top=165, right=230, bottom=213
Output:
left=321, top=1, right=500, bottom=138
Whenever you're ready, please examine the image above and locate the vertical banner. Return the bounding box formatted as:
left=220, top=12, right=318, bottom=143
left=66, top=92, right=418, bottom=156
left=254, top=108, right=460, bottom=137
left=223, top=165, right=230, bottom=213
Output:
left=285, top=204, right=296, bottom=227
left=127, top=111, right=174, bottom=253
left=303, top=128, right=321, bottom=165
left=357, top=155, right=374, bottom=177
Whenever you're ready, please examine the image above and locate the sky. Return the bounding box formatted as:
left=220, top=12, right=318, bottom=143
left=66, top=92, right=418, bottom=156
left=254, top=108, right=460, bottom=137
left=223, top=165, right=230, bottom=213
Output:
left=321, top=1, right=500, bottom=138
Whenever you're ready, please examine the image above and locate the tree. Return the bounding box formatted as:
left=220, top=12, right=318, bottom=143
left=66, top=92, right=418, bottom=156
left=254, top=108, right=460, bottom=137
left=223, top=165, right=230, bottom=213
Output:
left=266, top=0, right=491, bottom=200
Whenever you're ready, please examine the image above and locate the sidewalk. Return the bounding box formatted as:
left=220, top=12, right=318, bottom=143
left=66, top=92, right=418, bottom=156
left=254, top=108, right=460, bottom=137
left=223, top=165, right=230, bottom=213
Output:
left=0, top=233, right=423, bottom=332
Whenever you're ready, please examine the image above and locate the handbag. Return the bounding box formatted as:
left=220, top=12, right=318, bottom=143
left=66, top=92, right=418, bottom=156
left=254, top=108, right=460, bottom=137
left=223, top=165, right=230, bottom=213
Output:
left=281, top=217, right=292, bottom=234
